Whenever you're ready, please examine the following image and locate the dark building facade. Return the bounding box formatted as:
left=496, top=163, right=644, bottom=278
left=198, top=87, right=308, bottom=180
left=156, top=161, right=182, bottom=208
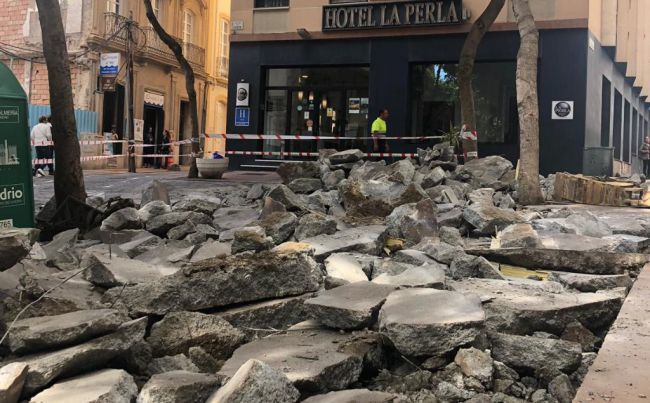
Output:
left=226, top=0, right=650, bottom=176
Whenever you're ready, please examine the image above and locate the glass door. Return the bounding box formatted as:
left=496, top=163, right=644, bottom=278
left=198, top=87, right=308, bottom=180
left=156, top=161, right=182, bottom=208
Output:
left=263, top=89, right=287, bottom=157
left=288, top=89, right=318, bottom=154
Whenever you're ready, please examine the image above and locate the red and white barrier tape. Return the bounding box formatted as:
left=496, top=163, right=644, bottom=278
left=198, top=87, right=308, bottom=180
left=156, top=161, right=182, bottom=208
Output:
left=32, top=154, right=128, bottom=164
left=205, top=133, right=443, bottom=141
left=224, top=150, right=417, bottom=158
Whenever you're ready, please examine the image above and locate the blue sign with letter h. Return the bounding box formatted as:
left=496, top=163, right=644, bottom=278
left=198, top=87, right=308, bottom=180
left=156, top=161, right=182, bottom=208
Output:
left=235, top=107, right=250, bottom=127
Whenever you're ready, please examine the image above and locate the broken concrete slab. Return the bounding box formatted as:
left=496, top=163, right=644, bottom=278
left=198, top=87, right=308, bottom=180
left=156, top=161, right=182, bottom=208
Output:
left=548, top=271, right=633, bottom=292
left=463, top=204, right=524, bottom=236
left=29, top=369, right=138, bottom=403
left=302, top=389, right=397, bottom=403
left=449, top=278, right=623, bottom=335
left=392, top=249, right=437, bottom=266
left=215, top=295, right=309, bottom=339
left=294, top=213, right=338, bottom=241
left=602, top=234, right=650, bottom=253
left=324, top=253, right=369, bottom=286
left=0, top=228, right=39, bottom=271
left=490, top=333, right=582, bottom=374
left=454, top=348, right=494, bottom=385
left=231, top=226, right=274, bottom=254
left=190, top=240, right=232, bottom=263
left=102, top=250, right=321, bottom=316
left=218, top=330, right=363, bottom=395
left=13, top=318, right=146, bottom=396
left=384, top=198, right=438, bottom=246
left=378, top=289, right=485, bottom=356
left=3, top=309, right=128, bottom=355
left=42, top=228, right=80, bottom=268
left=207, top=359, right=300, bottom=403
left=138, top=371, right=222, bottom=403
left=137, top=200, right=172, bottom=223
left=100, top=207, right=142, bottom=231
left=258, top=212, right=298, bottom=244
left=141, top=180, right=170, bottom=206
left=117, top=232, right=162, bottom=258
left=0, top=363, right=28, bottom=403
left=173, top=198, right=221, bottom=216
left=81, top=253, right=178, bottom=287
left=372, top=264, right=446, bottom=289
left=305, top=282, right=397, bottom=330
left=213, top=206, right=260, bottom=231
left=449, top=254, right=505, bottom=280
left=537, top=233, right=614, bottom=252
left=491, top=224, right=541, bottom=249
left=147, top=311, right=246, bottom=360
left=413, top=239, right=464, bottom=265
left=329, top=149, right=365, bottom=165
left=147, top=354, right=200, bottom=376
left=146, top=211, right=212, bottom=237
left=267, top=185, right=308, bottom=212
left=277, top=161, right=321, bottom=184
left=301, top=225, right=385, bottom=261
left=465, top=248, right=647, bottom=275
left=288, top=178, right=323, bottom=194
left=455, top=156, right=514, bottom=190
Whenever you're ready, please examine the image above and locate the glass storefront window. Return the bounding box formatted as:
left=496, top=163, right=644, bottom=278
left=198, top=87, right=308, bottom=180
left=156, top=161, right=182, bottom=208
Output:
left=410, top=62, right=518, bottom=144
left=267, top=67, right=369, bottom=89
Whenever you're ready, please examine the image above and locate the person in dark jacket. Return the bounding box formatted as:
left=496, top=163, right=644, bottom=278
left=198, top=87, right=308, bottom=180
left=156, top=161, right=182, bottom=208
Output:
left=640, top=136, right=650, bottom=177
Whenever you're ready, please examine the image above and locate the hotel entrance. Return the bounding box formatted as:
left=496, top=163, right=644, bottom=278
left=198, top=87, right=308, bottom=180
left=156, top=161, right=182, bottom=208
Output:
left=263, top=67, right=369, bottom=158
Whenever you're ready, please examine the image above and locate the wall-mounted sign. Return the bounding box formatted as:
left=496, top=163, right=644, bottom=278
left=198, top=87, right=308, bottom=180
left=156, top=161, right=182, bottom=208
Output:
left=100, top=53, right=120, bottom=76
left=323, top=0, right=464, bottom=31
left=0, top=106, right=19, bottom=124
left=552, top=101, right=574, bottom=120
left=236, top=83, right=250, bottom=107
left=144, top=91, right=165, bottom=107
left=235, top=107, right=250, bottom=127
left=232, top=20, right=244, bottom=31
left=100, top=76, right=116, bottom=92
left=134, top=119, right=144, bottom=142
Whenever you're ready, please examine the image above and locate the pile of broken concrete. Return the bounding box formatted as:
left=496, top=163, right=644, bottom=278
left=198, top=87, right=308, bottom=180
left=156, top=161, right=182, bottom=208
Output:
left=0, top=148, right=646, bottom=403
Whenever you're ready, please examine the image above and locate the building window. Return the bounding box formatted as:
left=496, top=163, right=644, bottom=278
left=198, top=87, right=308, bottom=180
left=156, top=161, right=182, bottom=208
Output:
left=624, top=100, right=631, bottom=162
left=632, top=108, right=638, bottom=156
left=152, top=0, right=160, bottom=19
left=255, top=0, right=289, bottom=8
left=183, top=9, right=194, bottom=53
left=410, top=62, right=518, bottom=144
left=106, top=0, right=120, bottom=14
left=600, top=77, right=611, bottom=147
left=613, top=90, right=622, bottom=159
left=330, top=0, right=367, bottom=3
left=219, top=19, right=229, bottom=78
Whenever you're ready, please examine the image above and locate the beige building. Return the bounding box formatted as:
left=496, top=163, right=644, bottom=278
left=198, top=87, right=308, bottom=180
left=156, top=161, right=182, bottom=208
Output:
left=225, top=0, right=650, bottom=176
left=0, top=0, right=230, bottom=167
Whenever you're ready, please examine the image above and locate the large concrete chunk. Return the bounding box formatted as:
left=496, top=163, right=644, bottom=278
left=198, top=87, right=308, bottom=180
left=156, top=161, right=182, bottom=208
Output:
left=372, top=264, right=446, bottom=289
left=213, top=207, right=259, bottom=231
left=378, top=289, right=485, bottom=356
left=0, top=228, right=38, bottom=271
left=101, top=207, right=142, bottom=231
left=3, top=309, right=128, bottom=354
left=218, top=330, right=363, bottom=395
left=137, top=371, right=222, bottom=403
left=384, top=198, right=438, bottom=246
left=42, top=229, right=79, bottom=268
left=138, top=201, right=172, bottom=223
left=147, top=311, right=246, bottom=359
left=267, top=185, right=308, bottom=212
left=277, top=161, right=321, bottom=184
left=216, top=295, right=309, bottom=339
left=141, top=180, right=170, bottom=205
left=302, top=389, right=397, bottom=403
left=463, top=204, right=524, bottom=236
left=295, top=213, right=338, bottom=241
left=305, top=282, right=397, bottom=330
left=324, top=253, right=369, bottom=286
left=449, top=278, right=623, bottom=335
left=14, top=318, right=146, bottom=396
left=257, top=212, right=298, bottom=244
left=301, top=225, right=385, bottom=261
left=30, top=369, right=138, bottom=403
left=146, top=211, right=212, bottom=237
left=81, top=253, right=178, bottom=287
left=190, top=240, right=231, bottom=263
left=208, top=359, right=300, bottom=403
left=102, top=250, right=321, bottom=315
left=456, top=155, right=514, bottom=190
left=490, top=333, right=582, bottom=374
left=465, top=247, right=647, bottom=275
left=549, top=271, right=633, bottom=292
left=0, top=363, right=28, bottom=403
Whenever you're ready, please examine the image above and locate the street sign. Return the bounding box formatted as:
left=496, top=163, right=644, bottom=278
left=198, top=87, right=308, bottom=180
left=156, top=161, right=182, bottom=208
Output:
left=236, top=83, right=250, bottom=107
left=100, top=53, right=120, bottom=76
left=235, top=107, right=250, bottom=127
left=0, top=62, right=34, bottom=228
left=100, top=76, right=116, bottom=92
left=552, top=101, right=574, bottom=120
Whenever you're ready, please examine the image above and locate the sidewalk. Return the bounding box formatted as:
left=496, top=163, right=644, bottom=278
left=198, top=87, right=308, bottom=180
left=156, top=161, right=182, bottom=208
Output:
left=574, top=263, right=650, bottom=402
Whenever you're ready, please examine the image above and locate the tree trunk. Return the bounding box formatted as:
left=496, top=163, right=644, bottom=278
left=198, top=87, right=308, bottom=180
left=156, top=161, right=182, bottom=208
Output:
left=144, top=0, right=200, bottom=178
left=457, top=0, right=505, bottom=161
left=35, top=0, right=86, bottom=205
left=512, top=0, right=544, bottom=205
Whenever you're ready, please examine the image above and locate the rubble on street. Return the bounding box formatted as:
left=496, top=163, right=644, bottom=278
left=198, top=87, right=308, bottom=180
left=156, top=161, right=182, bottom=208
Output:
left=1, top=148, right=648, bottom=403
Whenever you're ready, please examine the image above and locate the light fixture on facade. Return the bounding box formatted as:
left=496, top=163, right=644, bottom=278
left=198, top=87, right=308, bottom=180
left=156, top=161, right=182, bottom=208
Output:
left=308, top=91, right=314, bottom=101
left=321, top=97, right=328, bottom=109
left=297, top=28, right=311, bottom=39
left=297, top=91, right=304, bottom=101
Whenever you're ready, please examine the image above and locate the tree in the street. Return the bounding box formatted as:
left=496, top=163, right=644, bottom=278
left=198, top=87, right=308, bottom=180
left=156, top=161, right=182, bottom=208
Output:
left=512, top=0, right=544, bottom=205
left=35, top=0, right=87, bottom=205
left=144, top=0, right=200, bottom=178
left=458, top=0, right=505, bottom=161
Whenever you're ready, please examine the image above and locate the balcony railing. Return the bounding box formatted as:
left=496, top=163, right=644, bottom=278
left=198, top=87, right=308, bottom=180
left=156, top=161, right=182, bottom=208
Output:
left=102, top=12, right=205, bottom=71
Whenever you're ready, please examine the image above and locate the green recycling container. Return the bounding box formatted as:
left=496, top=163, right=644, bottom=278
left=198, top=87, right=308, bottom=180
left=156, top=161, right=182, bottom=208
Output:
left=0, top=62, right=35, bottom=228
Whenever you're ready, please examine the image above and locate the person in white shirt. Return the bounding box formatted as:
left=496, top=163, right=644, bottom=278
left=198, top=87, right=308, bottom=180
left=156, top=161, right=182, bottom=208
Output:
left=30, top=116, right=54, bottom=176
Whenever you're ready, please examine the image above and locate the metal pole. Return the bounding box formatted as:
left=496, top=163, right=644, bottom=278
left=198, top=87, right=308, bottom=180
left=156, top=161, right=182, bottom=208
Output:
left=126, top=19, right=136, bottom=173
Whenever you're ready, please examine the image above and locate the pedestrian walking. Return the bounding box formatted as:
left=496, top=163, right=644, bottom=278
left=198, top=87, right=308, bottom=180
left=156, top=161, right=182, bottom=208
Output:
left=160, top=129, right=171, bottom=169
left=641, top=136, right=650, bottom=177
left=30, top=116, right=54, bottom=177
left=371, top=108, right=390, bottom=161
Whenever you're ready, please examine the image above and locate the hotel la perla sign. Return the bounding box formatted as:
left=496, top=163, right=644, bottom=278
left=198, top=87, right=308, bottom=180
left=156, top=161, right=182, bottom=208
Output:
left=323, top=0, right=466, bottom=31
